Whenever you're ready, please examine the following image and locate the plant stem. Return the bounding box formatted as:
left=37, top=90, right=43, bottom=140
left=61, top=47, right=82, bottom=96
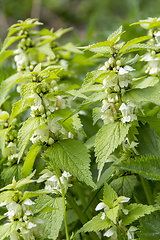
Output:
left=55, top=168, right=70, bottom=240
left=66, top=192, right=101, bottom=240
left=140, top=176, right=154, bottom=205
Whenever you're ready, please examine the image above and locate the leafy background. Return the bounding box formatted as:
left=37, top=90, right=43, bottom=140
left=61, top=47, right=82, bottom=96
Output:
left=1, top=0, right=160, bottom=45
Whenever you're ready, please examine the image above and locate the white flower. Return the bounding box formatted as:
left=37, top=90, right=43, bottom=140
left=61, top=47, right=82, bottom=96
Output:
left=118, top=66, right=134, bottom=88
left=5, top=201, right=23, bottom=220
left=127, top=226, right=138, bottom=239
left=10, top=231, right=20, bottom=240
left=22, top=199, right=35, bottom=216
left=103, top=73, right=118, bottom=89
left=120, top=197, right=130, bottom=203
left=119, top=102, right=137, bottom=123
left=103, top=225, right=117, bottom=238
left=45, top=175, right=61, bottom=193
left=95, top=202, right=109, bottom=220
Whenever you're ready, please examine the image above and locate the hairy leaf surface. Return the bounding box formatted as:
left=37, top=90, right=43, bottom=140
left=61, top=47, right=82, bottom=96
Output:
left=95, top=122, right=131, bottom=177
left=45, top=139, right=96, bottom=189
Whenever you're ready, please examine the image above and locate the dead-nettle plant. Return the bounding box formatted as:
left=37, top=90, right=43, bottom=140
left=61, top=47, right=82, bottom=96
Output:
left=1, top=17, right=160, bottom=240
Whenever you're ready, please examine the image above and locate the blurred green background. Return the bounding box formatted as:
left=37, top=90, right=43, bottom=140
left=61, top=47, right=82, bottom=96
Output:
left=0, top=0, right=160, bottom=44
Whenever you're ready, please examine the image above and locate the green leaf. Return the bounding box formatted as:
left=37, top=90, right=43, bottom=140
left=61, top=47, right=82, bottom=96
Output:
left=110, top=175, right=137, bottom=198
left=35, top=42, right=55, bottom=58
left=96, top=157, right=121, bottom=189
left=120, top=36, right=152, bottom=53
left=120, top=43, right=160, bottom=55
left=107, top=25, right=124, bottom=44
left=20, top=189, right=51, bottom=202
left=35, top=195, right=63, bottom=240
left=0, top=128, right=9, bottom=151
left=0, top=191, right=14, bottom=204
left=58, top=42, right=82, bottom=54
left=9, top=100, right=29, bottom=124
left=45, top=139, right=96, bottom=189
left=1, top=35, right=24, bottom=52
left=106, top=205, right=119, bottom=224
left=0, top=50, right=13, bottom=64
left=103, top=183, right=118, bottom=207
left=136, top=123, right=160, bottom=157
left=0, top=221, right=25, bottom=240
left=21, top=144, right=42, bottom=178
left=74, top=70, right=109, bottom=98
left=92, top=107, right=102, bottom=125
left=122, top=203, right=156, bottom=226
left=133, top=76, right=159, bottom=89
left=122, top=84, right=160, bottom=106
left=76, top=212, right=111, bottom=234
left=117, top=155, right=160, bottom=181
left=138, top=117, right=160, bottom=139
left=95, top=122, right=131, bottom=178
left=18, top=117, right=45, bottom=161
left=139, top=211, right=160, bottom=240
left=0, top=72, right=23, bottom=106
left=1, top=164, right=22, bottom=185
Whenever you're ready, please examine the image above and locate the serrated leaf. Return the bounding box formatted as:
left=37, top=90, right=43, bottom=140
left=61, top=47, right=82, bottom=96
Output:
left=92, top=107, right=102, bottom=125
left=138, top=117, right=160, bottom=139
left=0, top=221, right=25, bottom=240
left=121, top=43, right=160, bottom=55
left=45, top=139, right=96, bottom=189
left=76, top=212, right=111, bottom=234
left=133, top=76, right=159, bottom=89
left=107, top=25, right=123, bottom=43
left=139, top=211, right=160, bottom=240
left=0, top=191, right=14, bottom=205
left=79, top=91, right=106, bottom=112
left=136, top=123, right=160, bottom=157
left=120, top=36, right=152, bottom=53
left=122, top=85, right=160, bottom=106
left=110, top=175, right=137, bottom=198
left=35, top=42, right=55, bottom=58
left=9, top=100, right=29, bottom=124
left=103, top=183, right=117, bottom=207
left=20, top=189, right=51, bottom=202
left=122, top=203, right=156, bottom=226
left=106, top=205, right=119, bottom=224
left=74, top=70, right=109, bottom=99
left=1, top=164, right=22, bottom=185
left=117, top=155, right=160, bottom=181
left=95, top=122, right=131, bottom=178
left=0, top=72, right=23, bottom=106
left=35, top=195, right=63, bottom=240
left=0, top=128, right=9, bottom=151
left=18, top=117, right=45, bottom=161
left=21, top=144, right=42, bottom=178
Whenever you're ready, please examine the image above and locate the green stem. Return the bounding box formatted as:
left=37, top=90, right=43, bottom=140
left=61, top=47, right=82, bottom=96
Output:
left=55, top=168, right=70, bottom=240
left=66, top=192, right=100, bottom=240
left=140, top=176, right=154, bottom=205
left=75, top=182, right=92, bottom=219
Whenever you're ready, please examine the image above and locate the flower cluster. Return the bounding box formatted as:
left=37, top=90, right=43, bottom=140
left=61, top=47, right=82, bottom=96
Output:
left=140, top=18, right=160, bottom=76
left=95, top=197, right=138, bottom=239
left=37, top=169, right=72, bottom=194
left=99, top=56, right=137, bottom=124
left=1, top=190, right=44, bottom=240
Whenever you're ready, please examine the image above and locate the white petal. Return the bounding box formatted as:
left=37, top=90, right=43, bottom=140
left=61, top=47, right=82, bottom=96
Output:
left=27, top=221, right=37, bottom=229
left=119, top=67, right=128, bottom=75
left=23, top=199, right=35, bottom=205
left=103, top=228, right=115, bottom=237
left=124, top=65, right=135, bottom=72
left=95, top=202, right=107, bottom=211
left=101, top=212, right=106, bottom=220
left=120, top=197, right=130, bottom=203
